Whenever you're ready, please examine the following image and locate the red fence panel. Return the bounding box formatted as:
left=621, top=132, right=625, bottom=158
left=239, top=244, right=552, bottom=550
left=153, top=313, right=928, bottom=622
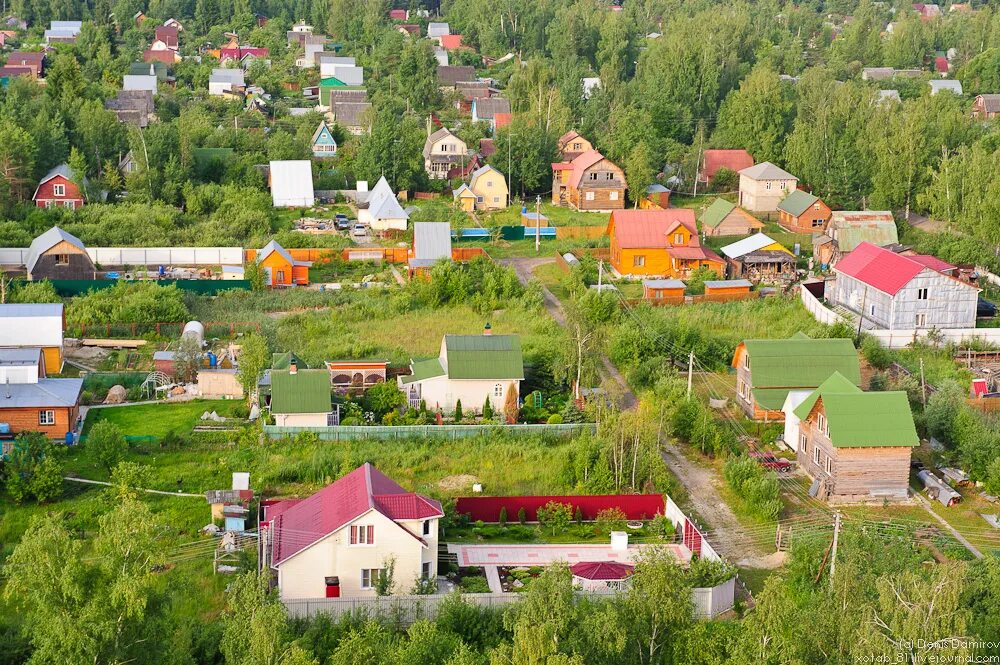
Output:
left=454, top=494, right=665, bottom=523
left=683, top=519, right=703, bottom=556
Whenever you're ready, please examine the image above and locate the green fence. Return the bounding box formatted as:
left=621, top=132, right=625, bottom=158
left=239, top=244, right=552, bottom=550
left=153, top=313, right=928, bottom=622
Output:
left=263, top=423, right=595, bottom=441
left=51, top=279, right=250, bottom=296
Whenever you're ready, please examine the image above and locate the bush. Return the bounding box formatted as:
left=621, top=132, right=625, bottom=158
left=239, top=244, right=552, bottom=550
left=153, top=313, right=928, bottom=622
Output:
left=517, top=507, right=526, bottom=525
left=560, top=401, right=585, bottom=423
left=86, top=421, right=128, bottom=473
left=723, top=456, right=782, bottom=521
left=687, top=557, right=736, bottom=588
left=861, top=337, right=892, bottom=370
left=482, top=397, right=494, bottom=420
left=454, top=399, right=463, bottom=423
left=536, top=501, right=573, bottom=536
left=458, top=576, right=490, bottom=593
left=595, top=507, right=627, bottom=533
left=547, top=413, right=564, bottom=425
left=67, top=281, right=189, bottom=327
left=498, top=506, right=507, bottom=527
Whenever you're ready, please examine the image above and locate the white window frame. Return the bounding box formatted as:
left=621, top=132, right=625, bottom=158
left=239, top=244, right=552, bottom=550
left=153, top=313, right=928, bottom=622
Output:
left=53, top=184, right=65, bottom=196
left=813, top=447, right=821, bottom=465
left=609, top=191, right=618, bottom=201
left=422, top=519, right=432, bottom=536
left=917, top=288, right=928, bottom=300
left=673, top=233, right=684, bottom=245
left=63, top=200, right=75, bottom=208
left=817, top=413, right=827, bottom=434
left=361, top=568, right=382, bottom=589
left=493, top=383, right=502, bottom=398
left=633, top=255, right=645, bottom=267
left=421, top=561, right=432, bottom=580
left=39, top=410, right=56, bottom=426
left=916, top=313, right=927, bottom=327
left=799, top=433, right=807, bottom=451
left=585, top=191, right=595, bottom=201
left=825, top=456, right=832, bottom=474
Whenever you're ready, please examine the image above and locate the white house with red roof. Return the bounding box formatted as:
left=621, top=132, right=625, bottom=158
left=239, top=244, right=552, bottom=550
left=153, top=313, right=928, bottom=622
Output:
left=262, top=463, right=443, bottom=600
left=831, top=242, right=978, bottom=330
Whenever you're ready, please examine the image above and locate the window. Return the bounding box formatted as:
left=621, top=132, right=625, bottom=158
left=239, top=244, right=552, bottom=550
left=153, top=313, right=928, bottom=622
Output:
left=817, top=413, right=827, bottom=434
left=869, top=304, right=876, bottom=317
left=55, top=254, right=69, bottom=266
left=276, top=270, right=285, bottom=283
left=765, top=182, right=772, bottom=190
left=633, top=255, right=645, bottom=267
left=422, top=561, right=432, bottom=579
left=572, top=142, right=581, bottom=150
left=811, top=218, right=825, bottom=228
left=916, top=313, right=927, bottom=327
left=476, top=196, right=483, bottom=204
left=742, top=353, right=749, bottom=370
left=800, top=434, right=807, bottom=452
left=673, top=233, right=685, bottom=245
left=585, top=191, right=595, bottom=201
left=486, top=180, right=493, bottom=187
left=588, top=172, right=599, bottom=181
left=609, top=191, right=618, bottom=201
left=813, top=447, right=821, bottom=465
left=350, top=525, right=374, bottom=545
left=63, top=200, right=75, bottom=208
left=493, top=196, right=500, bottom=203
left=494, top=383, right=502, bottom=398
left=605, top=172, right=614, bottom=181
left=423, top=519, right=432, bottom=536
left=39, top=410, right=55, bottom=426
left=825, top=456, right=832, bottom=474
left=45, top=200, right=55, bottom=209
left=361, top=568, right=382, bottom=589
left=917, top=288, right=928, bottom=300
left=53, top=184, right=65, bottom=196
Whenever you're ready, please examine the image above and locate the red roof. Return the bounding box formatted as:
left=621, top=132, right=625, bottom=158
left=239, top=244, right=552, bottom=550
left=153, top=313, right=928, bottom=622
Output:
left=909, top=253, right=955, bottom=273
left=439, top=34, right=463, bottom=50
left=268, top=463, right=443, bottom=566
left=479, top=138, right=496, bottom=158
left=551, top=161, right=573, bottom=171
left=494, top=112, right=512, bottom=130
left=569, top=150, right=607, bottom=187
left=934, top=57, right=949, bottom=73
left=220, top=46, right=269, bottom=60
left=570, top=561, right=634, bottom=580
left=834, top=242, right=927, bottom=295
left=701, top=149, right=754, bottom=182
left=669, top=245, right=723, bottom=262
left=607, top=209, right=698, bottom=249
left=389, top=9, right=407, bottom=19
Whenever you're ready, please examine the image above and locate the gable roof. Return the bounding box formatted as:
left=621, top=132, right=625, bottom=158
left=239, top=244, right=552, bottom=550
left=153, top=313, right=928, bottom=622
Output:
left=702, top=149, right=753, bottom=181
left=720, top=233, right=783, bottom=259
left=568, top=150, right=609, bottom=188
left=473, top=97, right=510, bottom=120
left=608, top=209, right=698, bottom=249
left=977, top=94, right=1000, bottom=113
left=400, top=357, right=446, bottom=384
left=791, top=371, right=862, bottom=420
left=701, top=198, right=737, bottom=229
left=269, top=463, right=444, bottom=566
left=834, top=242, right=927, bottom=295
left=423, top=127, right=464, bottom=159
left=210, top=68, right=245, bottom=85
left=365, top=176, right=409, bottom=221
left=311, top=121, right=336, bottom=145
left=739, top=161, right=796, bottom=181
left=794, top=377, right=918, bottom=449
left=443, top=334, right=524, bottom=380
left=0, top=378, right=82, bottom=408
left=452, top=183, right=475, bottom=199
left=437, top=65, right=475, bottom=86
left=777, top=190, right=819, bottom=216
left=269, top=369, right=330, bottom=414
left=258, top=240, right=310, bottom=267
left=413, top=222, right=452, bottom=261
left=427, top=22, right=450, bottom=38
left=469, top=164, right=503, bottom=189
left=25, top=226, right=86, bottom=273
left=330, top=101, right=372, bottom=129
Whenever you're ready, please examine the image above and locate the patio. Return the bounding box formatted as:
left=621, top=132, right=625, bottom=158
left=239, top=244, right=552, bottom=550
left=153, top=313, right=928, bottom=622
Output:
left=447, top=542, right=692, bottom=568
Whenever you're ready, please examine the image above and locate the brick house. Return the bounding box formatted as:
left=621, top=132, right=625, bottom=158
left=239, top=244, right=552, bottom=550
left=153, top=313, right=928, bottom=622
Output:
left=776, top=190, right=832, bottom=232
left=738, top=162, right=798, bottom=213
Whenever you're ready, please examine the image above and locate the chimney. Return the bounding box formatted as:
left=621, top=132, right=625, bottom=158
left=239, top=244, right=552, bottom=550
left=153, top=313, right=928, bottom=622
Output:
left=483, top=322, right=492, bottom=336
left=289, top=361, right=297, bottom=375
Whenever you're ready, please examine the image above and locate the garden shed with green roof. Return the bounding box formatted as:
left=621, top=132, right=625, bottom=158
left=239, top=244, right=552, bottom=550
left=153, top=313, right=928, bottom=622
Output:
left=700, top=198, right=764, bottom=237
left=269, top=368, right=333, bottom=427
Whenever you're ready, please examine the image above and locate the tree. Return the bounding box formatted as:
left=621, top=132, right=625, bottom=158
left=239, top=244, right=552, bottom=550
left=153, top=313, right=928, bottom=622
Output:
left=454, top=399, right=463, bottom=423
left=4, top=433, right=64, bottom=504
left=374, top=556, right=396, bottom=596
left=86, top=421, right=127, bottom=473
left=221, top=571, right=291, bottom=665
left=482, top=396, right=494, bottom=420
left=625, top=142, right=655, bottom=208
left=712, top=65, right=791, bottom=164
left=595, top=507, right=627, bottom=533
left=536, top=501, right=573, bottom=536
left=618, top=547, right=693, bottom=663
left=236, top=333, right=270, bottom=405
left=244, top=259, right=267, bottom=291
left=364, top=381, right=404, bottom=420
left=174, top=334, right=203, bottom=383
left=108, top=461, right=152, bottom=501
left=493, top=564, right=581, bottom=663
left=504, top=382, right=519, bottom=424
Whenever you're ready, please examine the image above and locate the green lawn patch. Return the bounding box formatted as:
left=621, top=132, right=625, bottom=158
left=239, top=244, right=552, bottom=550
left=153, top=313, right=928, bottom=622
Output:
left=83, top=400, right=244, bottom=439
left=481, top=201, right=611, bottom=227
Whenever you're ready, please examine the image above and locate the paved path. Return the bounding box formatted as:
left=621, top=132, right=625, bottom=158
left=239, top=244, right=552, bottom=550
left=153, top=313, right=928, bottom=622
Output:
left=447, top=543, right=689, bottom=567
left=484, top=565, right=503, bottom=593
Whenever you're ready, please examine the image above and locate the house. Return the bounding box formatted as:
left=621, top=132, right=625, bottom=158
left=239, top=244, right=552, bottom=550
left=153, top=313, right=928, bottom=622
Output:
left=557, top=131, right=594, bottom=162
left=105, top=90, right=155, bottom=127
left=738, top=162, right=798, bottom=213
left=0, top=372, right=82, bottom=440
left=731, top=333, right=862, bottom=421
left=818, top=211, right=898, bottom=265
left=0, top=302, right=66, bottom=371
left=318, top=55, right=363, bottom=85
left=357, top=176, right=408, bottom=232
left=452, top=184, right=476, bottom=212
left=209, top=68, right=245, bottom=96
left=699, top=149, right=753, bottom=185
left=143, top=47, right=180, bottom=65
left=581, top=77, right=601, bottom=99
left=33, top=164, right=85, bottom=210
left=642, top=279, right=685, bottom=301
left=455, top=82, right=491, bottom=113
left=700, top=199, right=764, bottom=237
left=163, top=18, right=184, bottom=31
left=44, top=20, right=81, bottom=44
left=929, top=79, right=963, bottom=96
left=641, top=184, right=671, bottom=210
left=427, top=22, right=450, bottom=39
left=0, top=348, right=46, bottom=383
left=777, top=190, right=832, bottom=232
left=219, top=46, right=269, bottom=66
left=423, top=127, right=469, bottom=180
left=5, top=51, right=44, bottom=77
left=123, top=66, right=159, bottom=96
left=877, top=89, right=902, bottom=104
left=471, top=98, right=510, bottom=131
left=297, top=36, right=328, bottom=68
left=256, top=240, right=310, bottom=287
left=607, top=209, right=724, bottom=278
left=23, top=226, right=95, bottom=283
left=311, top=122, right=337, bottom=158
left=389, top=8, right=408, bottom=20
left=794, top=373, right=917, bottom=503
left=268, top=160, right=314, bottom=208
left=437, top=65, right=476, bottom=89
left=329, top=101, right=372, bottom=135
left=287, top=20, right=313, bottom=45
left=438, top=35, right=464, bottom=50
left=434, top=47, right=449, bottom=66
left=269, top=366, right=334, bottom=427
left=399, top=329, right=523, bottom=415
left=397, top=24, right=420, bottom=37
left=154, top=24, right=179, bottom=49
left=468, top=164, right=508, bottom=210
left=264, top=463, right=444, bottom=600
left=551, top=150, right=626, bottom=211
left=409, top=222, right=452, bottom=275
left=830, top=242, right=979, bottom=330
left=720, top=233, right=796, bottom=282
left=971, top=94, right=1000, bottom=120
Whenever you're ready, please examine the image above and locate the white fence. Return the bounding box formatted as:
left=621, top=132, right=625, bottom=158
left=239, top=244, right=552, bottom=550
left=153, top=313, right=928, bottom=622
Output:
left=0, top=247, right=244, bottom=267
left=799, top=284, right=847, bottom=326
left=665, top=495, right=722, bottom=562
left=691, top=577, right=736, bottom=617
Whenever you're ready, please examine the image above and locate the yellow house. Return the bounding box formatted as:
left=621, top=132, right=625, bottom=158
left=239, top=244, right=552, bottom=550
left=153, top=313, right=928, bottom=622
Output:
left=452, top=183, right=476, bottom=212
left=468, top=164, right=508, bottom=210
left=607, top=209, right=725, bottom=278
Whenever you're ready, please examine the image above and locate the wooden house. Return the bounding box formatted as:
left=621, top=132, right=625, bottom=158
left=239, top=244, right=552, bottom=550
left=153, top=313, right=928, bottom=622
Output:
left=33, top=164, right=85, bottom=210
left=794, top=373, right=917, bottom=503
left=24, top=226, right=95, bottom=282
left=551, top=150, right=626, bottom=211
left=703, top=279, right=753, bottom=299
left=468, top=164, right=508, bottom=210
left=776, top=190, right=832, bottom=232
left=0, top=376, right=82, bottom=440
left=642, top=279, right=685, bottom=302
left=971, top=94, right=1000, bottom=120
left=556, top=131, right=593, bottom=161
left=311, top=121, right=338, bottom=158
left=452, top=184, right=476, bottom=212
left=698, top=149, right=753, bottom=185
left=731, top=333, right=861, bottom=421
left=700, top=198, right=763, bottom=237
left=269, top=366, right=334, bottom=427
left=257, top=240, right=310, bottom=287
left=607, top=209, right=724, bottom=278
left=423, top=127, right=469, bottom=180
left=720, top=233, right=796, bottom=283
left=640, top=184, right=671, bottom=210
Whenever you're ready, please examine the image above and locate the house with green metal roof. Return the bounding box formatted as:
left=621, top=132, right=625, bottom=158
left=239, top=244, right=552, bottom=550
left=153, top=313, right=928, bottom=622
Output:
left=793, top=373, right=917, bottom=503
left=776, top=189, right=831, bottom=233
left=700, top=198, right=763, bottom=237
left=269, top=368, right=334, bottom=426
left=731, top=333, right=861, bottom=421
left=399, top=328, right=524, bottom=417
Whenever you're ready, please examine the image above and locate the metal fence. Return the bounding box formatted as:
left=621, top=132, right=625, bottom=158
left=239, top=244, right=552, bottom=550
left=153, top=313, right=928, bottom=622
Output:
left=263, top=423, right=595, bottom=441
left=51, top=279, right=250, bottom=297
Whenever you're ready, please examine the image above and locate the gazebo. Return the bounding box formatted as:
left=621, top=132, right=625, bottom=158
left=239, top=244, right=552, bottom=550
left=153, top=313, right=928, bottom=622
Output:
left=569, top=561, right=634, bottom=591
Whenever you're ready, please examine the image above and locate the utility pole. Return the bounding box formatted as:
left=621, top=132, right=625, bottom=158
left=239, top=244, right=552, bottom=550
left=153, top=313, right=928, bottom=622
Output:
left=692, top=127, right=704, bottom=198
left=687, top=351, right=694, bottom=401
left=829, top=511, right=841, bottom=588
left=920, top=357, right=927, bottom=406
left=598, top=260, right=603, bottom=289
left=535, top=195, right=541, bottom=253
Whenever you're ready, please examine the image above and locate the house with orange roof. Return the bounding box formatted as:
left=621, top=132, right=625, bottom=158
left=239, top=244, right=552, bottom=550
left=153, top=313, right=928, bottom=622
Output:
left=699, top=149, right=754, bottom=185
left=551, top=150, right=626, bottom=211
left=557, top=131, right=593, bottom=161
left=606, top=209, right=724, bottom=278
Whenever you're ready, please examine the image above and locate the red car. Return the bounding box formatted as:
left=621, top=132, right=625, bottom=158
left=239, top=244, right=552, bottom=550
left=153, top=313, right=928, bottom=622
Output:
left=749, top=451, right=794, bottom=473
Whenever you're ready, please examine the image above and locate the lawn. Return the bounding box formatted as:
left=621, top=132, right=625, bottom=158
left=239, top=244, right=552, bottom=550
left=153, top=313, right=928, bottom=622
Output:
left=458, top=236, right=608, bottom=260
left=82, top=399, right=245, bottom=438
left=480, top=201, right=612, bottom=228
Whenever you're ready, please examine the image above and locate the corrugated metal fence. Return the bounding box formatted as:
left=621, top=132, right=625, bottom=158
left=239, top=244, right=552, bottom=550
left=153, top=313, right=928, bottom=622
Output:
left=263, top=423, right=595, bottom=441
left=52, top=279, right=250, bottom=296
left=454, top=494, right=665, bottom=522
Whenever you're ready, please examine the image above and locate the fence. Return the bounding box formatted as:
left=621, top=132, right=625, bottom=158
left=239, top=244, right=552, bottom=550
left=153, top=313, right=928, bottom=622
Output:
left=665, top=495, right=721, bottom=562
left=454, top=494, right=665, bottom=523
left=799, top=283, right=849, bottom=326
left=66, top=320, right=261, bottom=339
left=555, top=226, right=608, bottom=240
left=51, top=279, right=250, bottom=297
left=262, top=423, right=595, bottom=441
left=0, top=246, right=244, bottom=267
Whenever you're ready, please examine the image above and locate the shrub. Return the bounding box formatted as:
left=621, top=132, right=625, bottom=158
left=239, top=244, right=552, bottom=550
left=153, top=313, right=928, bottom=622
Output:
left=517, top=507, right=526, bottom=525
left=86, top=421, right=128, bottom=473
left=547, top=413, right=564, bottom=425
left=536, top=501, right=573, bottom=536
left=650, top=513, right=676, bottom=540
left=498, top=506, right=507, bottom=527
left=454, top=399, right=463, bottom=423
left=595, top=507, right=628, bottom=533
left=861, top=337, right=892, bottom=370
left=687, top=557, right=736, bottom=588
left=723, top=456, right=782, bottom=521
left=574, top=506, right=583, bottom=525
left=482, top=398, right=494, bottom=420
left=560, top=401, right=585, bottom=423
left=458, top=575, right=491, bottom=593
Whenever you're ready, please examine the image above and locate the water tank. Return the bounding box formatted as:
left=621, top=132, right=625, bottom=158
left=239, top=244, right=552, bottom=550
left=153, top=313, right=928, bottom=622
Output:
left=0, top=423, right=10, bottom=435
left=207, top=352, right=218, bottom=368
left=181, top=321, right=205, bottom=346
left=65, top=431, right=75, bottom=446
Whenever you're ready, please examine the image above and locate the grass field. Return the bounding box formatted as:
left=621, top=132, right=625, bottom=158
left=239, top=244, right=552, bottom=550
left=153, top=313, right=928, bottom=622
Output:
left=460, top=237, right=608, bottom=259
left=82, top=400, right=245, bottom=438
left=481, top=201, right=611, bottom=227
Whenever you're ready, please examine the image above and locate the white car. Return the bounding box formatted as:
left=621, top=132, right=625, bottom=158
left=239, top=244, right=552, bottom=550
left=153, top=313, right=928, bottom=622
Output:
left=352, top=223, right=367, bottom=238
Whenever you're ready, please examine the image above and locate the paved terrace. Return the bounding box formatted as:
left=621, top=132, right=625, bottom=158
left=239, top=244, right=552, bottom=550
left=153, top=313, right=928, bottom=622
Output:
left=447, top=543, right=692, bottom=568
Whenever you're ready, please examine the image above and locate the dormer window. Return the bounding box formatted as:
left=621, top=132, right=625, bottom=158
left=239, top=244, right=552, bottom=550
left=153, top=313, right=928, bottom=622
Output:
left=673, top=233, right=685, bottom=245
left=572, top=142, right=581, bottom=150
left=817, top=413, right=828, bottom=435
left=589, top=172, right=598, bottom=181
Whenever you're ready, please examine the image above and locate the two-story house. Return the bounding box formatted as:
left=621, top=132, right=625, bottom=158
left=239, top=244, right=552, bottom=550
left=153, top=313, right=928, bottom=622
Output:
left=971, top=94, right=1000, bottom=120
left=264, top=463, right=444, bottom=599
left=830, top=242, right=979, bottom=331
left=731, top=333, right=861, bottom=421
left=738, top=162, right=798, bottom=213
left=33, top=164, right=85, bottom=210
left=556, top=130, right=593, bottom=161
left=776, top=190, right=832, bottom=232
left=551, top=150, right=627, bottom=211
left=607, top=209, right=724, bottom=278
left=467, top=164, right=508, bottom=210
left=794, top=372, right=917, bottom=503
left=311, top=121, right=338, bottom=157
left=423, top=127, right=469, bottom=180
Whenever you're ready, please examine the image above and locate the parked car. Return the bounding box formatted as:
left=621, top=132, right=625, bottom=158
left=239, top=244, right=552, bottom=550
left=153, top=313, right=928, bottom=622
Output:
left=748, top=451, right=794, bottom=473
left=352, top=223, right=367, bottom=238
left=335, top=217, right=351, bottom=231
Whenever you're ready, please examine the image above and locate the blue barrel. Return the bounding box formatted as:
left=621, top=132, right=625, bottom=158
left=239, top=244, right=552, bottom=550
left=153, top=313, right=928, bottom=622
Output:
left=65, top=431, right=75, bottom=446
left=207, top=352, right=218, bottom=368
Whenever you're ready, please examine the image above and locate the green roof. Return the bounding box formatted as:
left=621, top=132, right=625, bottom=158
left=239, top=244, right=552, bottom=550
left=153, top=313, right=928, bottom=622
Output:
left=319, top=76, right=347, bottom=87
left=835, top=222, right=899, bottom=252
left=701, top=198, right=737, bottom=229
left=269, top=369, right=331, bottom=414
left=776, top=189, right=818, bottom=217
left=400, top=358, right=445, bottom=384
left=272, top=352, right=307, bottom=370
left=795, top=380, right=917, bottom=448
left=743, top=334, right=861, bottom=410
left=444, top=334, right=524, bottom=380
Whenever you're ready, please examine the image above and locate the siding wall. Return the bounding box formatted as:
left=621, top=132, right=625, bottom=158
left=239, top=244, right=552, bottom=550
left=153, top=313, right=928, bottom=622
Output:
left=738, top=175, right=796, bottom=213
left=0, top=404, right=77, bottom=438
left=832, top=271, right=978, bottom=330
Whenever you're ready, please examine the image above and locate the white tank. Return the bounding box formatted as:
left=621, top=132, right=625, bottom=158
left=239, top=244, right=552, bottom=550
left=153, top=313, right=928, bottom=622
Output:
left=181, top=321, right=204, bottom=346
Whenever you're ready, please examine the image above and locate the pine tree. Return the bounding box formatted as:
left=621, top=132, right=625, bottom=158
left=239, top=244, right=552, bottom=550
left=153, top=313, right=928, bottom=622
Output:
left=453, top=399, right=463, bottom=423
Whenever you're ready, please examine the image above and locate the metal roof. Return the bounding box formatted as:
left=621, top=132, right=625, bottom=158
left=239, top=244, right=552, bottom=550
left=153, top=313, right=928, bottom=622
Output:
left=776, top=189, right=819, bottom=216
left=720, top=233, right=782, bottom=259
left=700, top=198, right=737, bottom=228
left=794, top=376, right=918, bottom=448
left=643, top=279, right=686, bottom=289
left=400, top=358, right=445, bottom=384
left=0, top=378, right=82, bottom=407
left=0, top=348, right=42, bottom=365
left=444, top=334, right=524, bottom=380
left=269, top=369, right=331, bottom=414
left=704, top=279, right=753, bottom=288
left=210, top=68, right=245, bottom=84
left=413, top=222, right=452, bottom=261
left=740, top=335, right=861, bottom=410
left=738, top=161, right=797, bottom=181
left=0, top=302, right=64, bottom=318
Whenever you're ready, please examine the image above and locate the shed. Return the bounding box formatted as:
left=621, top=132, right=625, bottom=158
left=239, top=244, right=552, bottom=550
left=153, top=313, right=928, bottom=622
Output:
left=642, top=279, right=686, bottom=300
left=777, top=190, right=831, bottom=233
left=641, top=183, right=671, bottom=210
left=700, top=198, right=764, bottom=237
left=268, top=160, right=315, bottom=207
left=929, top=79, right=962, bottom=96
left=0, top=303, right=65, bottom=372
left=257, top=240, right=311, bottom=287
left=24, top=226, right=94, bottom=281
left=410, top=222, right=453, bottom=275
left=704, top=279, right=753, bottom=296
